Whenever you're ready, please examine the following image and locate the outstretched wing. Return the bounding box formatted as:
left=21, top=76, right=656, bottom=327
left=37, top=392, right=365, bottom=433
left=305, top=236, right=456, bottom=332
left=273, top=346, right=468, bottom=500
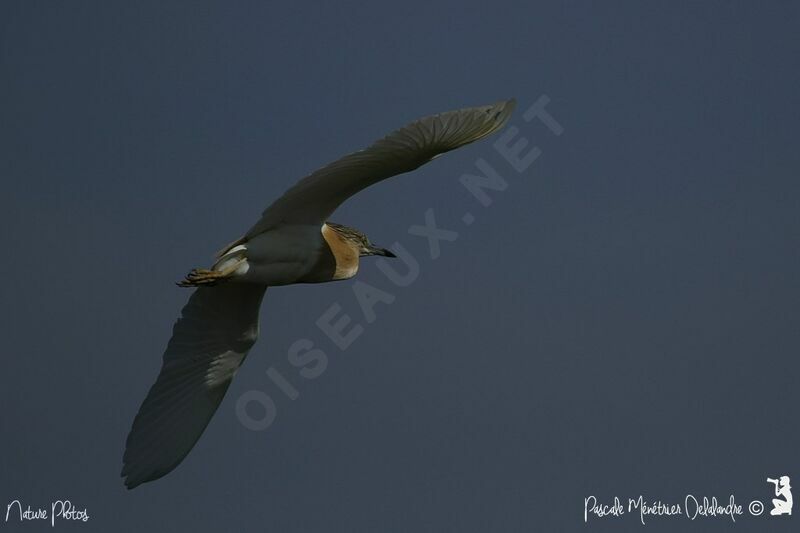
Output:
left=244, top=99, right=516, bottom=237
left=121, top=283, right=267, bottom=489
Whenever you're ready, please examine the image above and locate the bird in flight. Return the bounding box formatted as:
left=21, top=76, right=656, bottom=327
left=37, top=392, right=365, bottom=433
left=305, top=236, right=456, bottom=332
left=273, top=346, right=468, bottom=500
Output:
left=122, top=99, right=516, bottom=489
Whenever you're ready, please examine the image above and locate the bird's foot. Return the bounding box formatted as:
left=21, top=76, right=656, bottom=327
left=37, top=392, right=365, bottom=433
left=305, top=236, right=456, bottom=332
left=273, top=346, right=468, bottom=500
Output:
left=177, top=268, right=229, bottom=287
left=177, top=256, right=247, bottom=287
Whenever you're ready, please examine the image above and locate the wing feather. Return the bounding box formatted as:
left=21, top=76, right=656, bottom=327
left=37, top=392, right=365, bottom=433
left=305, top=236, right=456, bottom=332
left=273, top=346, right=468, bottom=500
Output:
left=244, top=99, right=515, bottom=237
left=121, top=283, right=267, bottom=489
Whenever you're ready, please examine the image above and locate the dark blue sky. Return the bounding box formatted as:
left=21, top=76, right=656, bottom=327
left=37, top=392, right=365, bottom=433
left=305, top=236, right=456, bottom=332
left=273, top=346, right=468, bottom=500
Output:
left=1, top=1, right=798, bottom=531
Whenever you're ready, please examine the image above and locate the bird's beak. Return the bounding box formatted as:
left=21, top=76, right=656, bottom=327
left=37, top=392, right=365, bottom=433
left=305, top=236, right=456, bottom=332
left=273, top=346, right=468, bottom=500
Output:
left=370, top=246, right=396, bottom=258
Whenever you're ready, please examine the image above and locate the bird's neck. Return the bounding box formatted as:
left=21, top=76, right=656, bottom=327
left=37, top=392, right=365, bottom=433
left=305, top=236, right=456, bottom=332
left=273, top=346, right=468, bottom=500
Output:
left=321, top=224, right=360, bottom=280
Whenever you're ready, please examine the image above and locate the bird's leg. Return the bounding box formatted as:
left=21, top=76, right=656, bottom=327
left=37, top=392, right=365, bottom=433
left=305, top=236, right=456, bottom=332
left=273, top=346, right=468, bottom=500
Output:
left=177, top=258, right=246, bottom=288
left=177, top=269, right=226, bottom=287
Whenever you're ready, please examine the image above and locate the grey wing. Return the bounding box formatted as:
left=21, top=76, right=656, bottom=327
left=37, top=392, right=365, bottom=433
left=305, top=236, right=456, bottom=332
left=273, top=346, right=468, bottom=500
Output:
left=244, top=98, right=516, bottom=237
left=121, top=283, right=267, bottom=489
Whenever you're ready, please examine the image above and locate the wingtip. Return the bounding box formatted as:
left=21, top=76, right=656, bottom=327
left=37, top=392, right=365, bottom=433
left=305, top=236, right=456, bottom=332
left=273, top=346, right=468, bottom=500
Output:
left=490, top=97, right=515, bottom=110
left=502, top=97, right=517, bottom=116
left=120, top=464, right=165, bottom=490
left=120, top=469, right=140, bottom=490
left=489, top=98, right=517, bottom=129
left=120, top=460, right=139, bottom=490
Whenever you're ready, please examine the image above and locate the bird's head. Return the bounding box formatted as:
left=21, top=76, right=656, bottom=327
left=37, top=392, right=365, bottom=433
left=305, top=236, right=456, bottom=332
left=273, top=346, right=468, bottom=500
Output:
left=326, top=222, right=396, bottom=258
